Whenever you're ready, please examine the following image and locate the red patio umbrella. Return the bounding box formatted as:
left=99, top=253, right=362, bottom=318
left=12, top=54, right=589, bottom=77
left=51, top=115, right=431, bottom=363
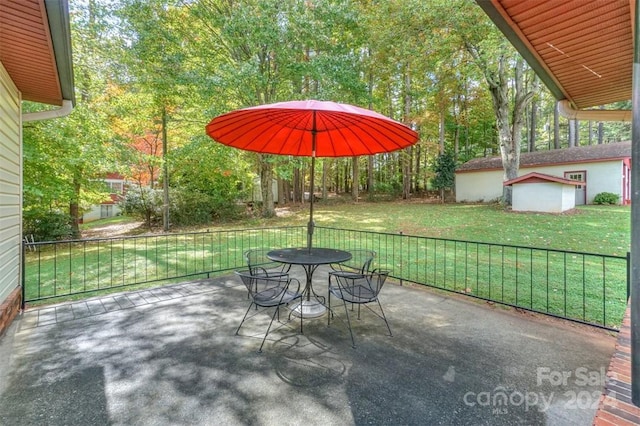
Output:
left=206, top=100, right=419, bottom=249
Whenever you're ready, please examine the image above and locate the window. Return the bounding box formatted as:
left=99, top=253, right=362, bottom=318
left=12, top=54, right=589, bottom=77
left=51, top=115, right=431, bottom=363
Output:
left=100, top=205, right=113, bottom=218
left=105, top=181, right=123, bottom=194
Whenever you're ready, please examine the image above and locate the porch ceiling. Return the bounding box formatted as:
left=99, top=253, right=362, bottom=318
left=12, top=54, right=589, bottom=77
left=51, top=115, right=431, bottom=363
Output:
left=477, top=0, right=634, bottom=109
left=0, top=0, right=74, bottom=106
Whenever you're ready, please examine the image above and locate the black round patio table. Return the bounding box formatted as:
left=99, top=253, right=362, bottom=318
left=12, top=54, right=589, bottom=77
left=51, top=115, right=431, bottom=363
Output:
left=267, top=247, right=351, bottom=319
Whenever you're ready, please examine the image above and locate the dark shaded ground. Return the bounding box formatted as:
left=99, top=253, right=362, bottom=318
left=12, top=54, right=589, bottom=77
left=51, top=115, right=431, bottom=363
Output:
left=0, top=268, right=615, bottom=425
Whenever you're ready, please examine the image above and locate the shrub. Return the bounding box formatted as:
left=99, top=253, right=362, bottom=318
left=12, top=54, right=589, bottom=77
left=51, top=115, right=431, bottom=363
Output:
left=23, top=210, right=73, bottom=241
left=593, top=192, right=619, bottom=205
left=119, top=186, right=164, bottom=228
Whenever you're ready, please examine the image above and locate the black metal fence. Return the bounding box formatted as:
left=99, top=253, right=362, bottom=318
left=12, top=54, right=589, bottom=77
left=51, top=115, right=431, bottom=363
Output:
left=22, top=225, right=629, bottom=330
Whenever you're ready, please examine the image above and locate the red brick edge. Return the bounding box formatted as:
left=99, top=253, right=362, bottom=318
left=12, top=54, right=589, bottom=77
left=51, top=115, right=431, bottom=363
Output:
left=0, top=286, right=21, bottom=337
left=594, top=303, right=640, bottom=425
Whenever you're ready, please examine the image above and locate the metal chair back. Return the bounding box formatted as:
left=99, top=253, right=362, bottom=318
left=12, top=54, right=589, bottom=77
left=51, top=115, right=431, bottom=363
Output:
left=234, top=271, right=301, bottom=353
left=244, top=248, right=291, bottom=277
left=328, top=269, right=391, bottom=348
left=331, top=249, right=375, bottom=274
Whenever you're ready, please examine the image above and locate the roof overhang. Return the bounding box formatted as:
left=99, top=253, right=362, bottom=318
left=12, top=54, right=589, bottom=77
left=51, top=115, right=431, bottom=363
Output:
left=476, top=0, right=634, bottom=110
left=0, top=0, right=75, bottom=106
left=504, top=172, right=581, bottom=187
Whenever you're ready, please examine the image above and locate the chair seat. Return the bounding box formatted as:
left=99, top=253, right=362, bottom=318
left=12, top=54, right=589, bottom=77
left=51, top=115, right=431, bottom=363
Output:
left=329, top=285, right=377, bottom=304
left=255, top=289, right=301, bottom=307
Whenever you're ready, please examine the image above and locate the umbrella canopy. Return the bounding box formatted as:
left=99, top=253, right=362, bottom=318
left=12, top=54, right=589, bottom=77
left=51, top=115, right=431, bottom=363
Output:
left=206, top=100, right=419, bottom=249
left=206, top=100, right=418, bottom=157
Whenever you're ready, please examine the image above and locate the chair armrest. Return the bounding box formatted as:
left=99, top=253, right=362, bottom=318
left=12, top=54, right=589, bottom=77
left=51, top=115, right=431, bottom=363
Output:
left=287, top=277, right=301, bottom=295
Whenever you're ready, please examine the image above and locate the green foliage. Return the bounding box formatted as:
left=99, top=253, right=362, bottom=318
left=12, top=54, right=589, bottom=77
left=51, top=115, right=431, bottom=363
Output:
left=372, top=181, right=403, bottom=198
left=593, top=192, right=620, bottom=205
left=23, top=210, right=73, bottom=242
left=169, top=189, right=245, bottom=225
left=431, top=152, right=456, bottom=190
left=27, top=0, right=634, bottom=235
left=119, top=186, right=164, bottom=228
left=169, top=137, right=252, bottom=223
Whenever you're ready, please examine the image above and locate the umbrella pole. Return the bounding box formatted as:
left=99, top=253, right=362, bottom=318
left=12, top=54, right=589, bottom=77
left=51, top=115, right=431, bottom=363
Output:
left=307, top=113, right=317, bottom=252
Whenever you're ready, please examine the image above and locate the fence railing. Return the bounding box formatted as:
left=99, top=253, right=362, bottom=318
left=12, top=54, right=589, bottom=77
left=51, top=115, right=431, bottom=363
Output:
left=23, top=225, right=629, bottom=330
left=22, top=226, right=307, bottom=304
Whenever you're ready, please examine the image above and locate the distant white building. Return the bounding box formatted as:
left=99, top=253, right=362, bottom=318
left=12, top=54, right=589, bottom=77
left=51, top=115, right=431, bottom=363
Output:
left=455, top=142, right=631, bottom=205
left=504, top=172, right=581, bottom=213
left=82, top=173, right=126, bottom=222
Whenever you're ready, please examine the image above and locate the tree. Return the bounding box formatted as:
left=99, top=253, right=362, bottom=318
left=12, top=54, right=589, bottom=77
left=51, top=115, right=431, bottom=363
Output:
left=447, top=1, right=535, bottom=205
left=431, top=152, right=456, bottom=203
left=23, top=0, right=120, bottom=238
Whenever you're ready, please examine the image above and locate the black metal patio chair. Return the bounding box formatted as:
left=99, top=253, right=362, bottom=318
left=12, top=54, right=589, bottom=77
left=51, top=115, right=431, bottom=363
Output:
left=327, top=269, right=392, bottom=348
left=235, top=271, right=302, bottom=353
left=330, top=249, right=375, bottom=276
left=244, top=248, right=291, bottom=277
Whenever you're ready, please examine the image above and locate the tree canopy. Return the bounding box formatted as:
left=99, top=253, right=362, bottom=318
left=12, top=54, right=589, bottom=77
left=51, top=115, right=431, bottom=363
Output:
left=22, top=0, right=632, bottom=238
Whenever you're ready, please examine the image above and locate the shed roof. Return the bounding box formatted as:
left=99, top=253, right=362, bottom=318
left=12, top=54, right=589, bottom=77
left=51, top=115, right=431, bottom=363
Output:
left=457, top=141, right=631, bottom=173
left=503, top=172, right=581, bottom=187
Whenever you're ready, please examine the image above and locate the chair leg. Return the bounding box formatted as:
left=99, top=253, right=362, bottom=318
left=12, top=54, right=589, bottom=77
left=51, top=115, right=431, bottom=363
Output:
left=258, top=306, right=281, bottom=353
left=341, top=300, right=356, bottom=349
left=327, top=291, right=332, bottom=326
left=377, top=300, right=392, bottom=337
left=236, top=302, right=254, bottom=335
left=287, top=302, right=304, bottom=333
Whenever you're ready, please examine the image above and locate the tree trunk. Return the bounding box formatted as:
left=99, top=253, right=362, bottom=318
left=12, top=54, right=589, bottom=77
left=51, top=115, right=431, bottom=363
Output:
left=367, top=155, right=374, bottom=199
left=277, top=178, right=286, bottom=205
left=259, top=155, right=275, bottom=217
left=162, top=106, right=170, bottom=232
left=293, top=167, right=301, bottom=203
left=528, top=82, right=538, bottom=152
left=482, top=56, right=532, bottom=206
left=554, top=101, right=560, bottom=149
left=69, top=174, right=81, bottom=239
left=598, top=121, right=604, bottom=144
left=598, top=106, right=604, bottom=144
left=414, top=144, right=421, bottom=193
left=568, top=119, right=578, bottom=147
left=439, top=112, right=445, bottom=155
left=351, top=157, right=359, bottom=202
left=322, top=159, right=328, bottom=201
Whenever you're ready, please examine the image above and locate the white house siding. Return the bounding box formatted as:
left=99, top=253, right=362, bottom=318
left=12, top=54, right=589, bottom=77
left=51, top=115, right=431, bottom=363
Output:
left=530, top=162, right=623, bottom=204
left=561, top=185, right=576, bottom=211
left=512, top=182, right=576, bottom=213
left=456, top=160, right=624, bottom=204
left=82, top=204, right=122, bottom=222
left=455, top=170, right=504, bottom=202
left=0, top=63, right=21, bottom=304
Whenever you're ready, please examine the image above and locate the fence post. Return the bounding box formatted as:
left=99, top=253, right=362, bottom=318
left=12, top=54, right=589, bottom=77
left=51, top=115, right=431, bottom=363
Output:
left=628, top=251, right=632, bottom=300
left=399, top=231, right=403, bottom=286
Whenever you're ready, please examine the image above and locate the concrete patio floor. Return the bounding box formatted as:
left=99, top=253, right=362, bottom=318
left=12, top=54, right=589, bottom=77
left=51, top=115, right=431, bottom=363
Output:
left=0, top=267, right=616, bottom=425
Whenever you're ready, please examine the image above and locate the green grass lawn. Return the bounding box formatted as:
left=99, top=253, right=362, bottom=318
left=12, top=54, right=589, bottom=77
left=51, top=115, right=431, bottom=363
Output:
left=212, top=201, right=630, bottom=256
left=36, top=202, right=630, bottom=328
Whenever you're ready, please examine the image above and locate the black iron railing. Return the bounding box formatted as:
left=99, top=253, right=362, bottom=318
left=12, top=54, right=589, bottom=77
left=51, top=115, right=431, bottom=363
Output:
left=22, top=226, right=307, bottom=304
left=22, top=225, right=629, bottom=330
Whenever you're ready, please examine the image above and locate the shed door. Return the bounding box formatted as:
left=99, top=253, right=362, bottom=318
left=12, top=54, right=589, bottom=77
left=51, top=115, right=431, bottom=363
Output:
left=565, top=171, right=586, bottom=205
